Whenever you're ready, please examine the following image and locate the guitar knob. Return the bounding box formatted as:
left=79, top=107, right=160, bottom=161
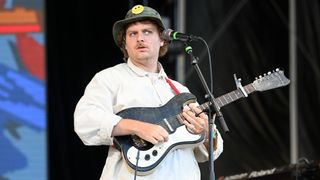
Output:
left=144, top=154, right=151, bottom=161
left=152, top=150, right=158, bottom=156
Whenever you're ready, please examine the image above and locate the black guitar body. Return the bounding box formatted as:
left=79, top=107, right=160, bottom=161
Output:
left=113, top=92, right=205, bottom=175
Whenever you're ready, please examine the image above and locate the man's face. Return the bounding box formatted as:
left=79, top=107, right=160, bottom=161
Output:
left=124, top=20, right=164, bottom=63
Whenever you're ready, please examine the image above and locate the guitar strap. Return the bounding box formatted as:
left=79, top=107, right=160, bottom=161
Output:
left=165, top=77, right=180, bottom=95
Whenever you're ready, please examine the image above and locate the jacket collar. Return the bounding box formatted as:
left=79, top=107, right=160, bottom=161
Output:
left=127, top=58, right=167, bottom=79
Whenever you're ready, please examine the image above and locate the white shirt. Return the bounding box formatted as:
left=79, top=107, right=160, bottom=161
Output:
left=74, top=59, right=223, bottom=180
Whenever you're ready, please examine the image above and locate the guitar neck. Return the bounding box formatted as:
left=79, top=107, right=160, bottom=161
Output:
left=200, top=83, right=256, bottom=110
left=160, top=83, right=256, bottom=130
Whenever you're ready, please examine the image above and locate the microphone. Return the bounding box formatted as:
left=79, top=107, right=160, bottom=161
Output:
left=161, top=29, right=200, bottom=42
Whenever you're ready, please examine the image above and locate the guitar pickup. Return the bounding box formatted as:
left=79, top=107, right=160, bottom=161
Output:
left=163, top=118, right=174, bottom=132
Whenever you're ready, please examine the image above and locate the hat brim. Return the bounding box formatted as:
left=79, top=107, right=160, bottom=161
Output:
left=112, top=15, right=165, bottom=47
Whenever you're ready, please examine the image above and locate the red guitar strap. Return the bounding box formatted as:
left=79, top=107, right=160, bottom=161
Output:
left=165, top=77, right=180, bottom=95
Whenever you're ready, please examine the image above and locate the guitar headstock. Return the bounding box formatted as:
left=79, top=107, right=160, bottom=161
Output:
left=252, top=68, right=290, bottom=91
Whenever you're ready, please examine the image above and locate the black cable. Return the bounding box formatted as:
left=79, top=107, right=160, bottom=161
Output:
left=198, top=37, right=213, bottom=93
left=133, top=150, right=140, bottom=180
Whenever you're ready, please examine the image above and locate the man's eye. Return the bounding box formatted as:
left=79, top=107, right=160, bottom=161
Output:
left=128, top=32, right=135, bottom=37
left=143, top=30, right=151, bottom=35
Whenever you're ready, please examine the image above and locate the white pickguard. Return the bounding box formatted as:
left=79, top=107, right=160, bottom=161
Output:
left=126, top=126, right=203, bottom=174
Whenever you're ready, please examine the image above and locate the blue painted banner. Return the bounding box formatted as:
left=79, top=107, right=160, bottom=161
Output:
left=0, top=0, right=46, bottom=179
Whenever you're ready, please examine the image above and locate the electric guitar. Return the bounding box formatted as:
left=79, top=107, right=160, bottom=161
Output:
left=113, top=68, right=290, bottom=175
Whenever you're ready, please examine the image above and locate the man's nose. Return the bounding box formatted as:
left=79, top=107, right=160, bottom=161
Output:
left=137, top=32, right=145, bottom=42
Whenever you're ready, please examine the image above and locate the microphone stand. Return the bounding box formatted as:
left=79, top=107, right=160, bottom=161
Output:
left=184, top=44, right=229, bottom=180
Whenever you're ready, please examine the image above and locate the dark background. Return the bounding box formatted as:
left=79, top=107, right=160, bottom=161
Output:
left=46, top=0, right=320, bottom=179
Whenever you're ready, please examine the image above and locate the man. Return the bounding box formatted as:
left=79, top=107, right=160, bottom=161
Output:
left=74, top=5, right=223, bottom=180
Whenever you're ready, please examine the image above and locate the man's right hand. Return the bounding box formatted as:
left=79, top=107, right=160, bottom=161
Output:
left=112, top=119, right=169, bottom=145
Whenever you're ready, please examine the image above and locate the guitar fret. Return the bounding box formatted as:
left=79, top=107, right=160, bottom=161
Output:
left=217, top=97, right=224, bottom=107
left=205, top=103, right=210, bottom=110
left=216, top=83, right=260, bottom=107
left=235, top=90, right=242, bottom=97
left=230, top=91, right=237, bottom=100
left=200, top=104, right=205, bottom=111
left=222, top=95, right=228, bottom=104
left=200, top=103, right=209, bottom=111
left=214, top=89, right=244, bottom=107
left=227, top=92, right=234, bottom=101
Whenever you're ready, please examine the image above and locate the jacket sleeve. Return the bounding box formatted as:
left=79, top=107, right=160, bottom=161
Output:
left=194, top=125, right=224, bottom=162
left=74, top=72, right=122, bottom=146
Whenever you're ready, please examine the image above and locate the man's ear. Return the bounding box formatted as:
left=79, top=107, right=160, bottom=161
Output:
left=160, top=39, right=165, bottom=47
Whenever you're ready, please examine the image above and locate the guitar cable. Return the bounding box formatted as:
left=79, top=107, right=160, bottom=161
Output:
left=133, top=150, right=140, bottom=180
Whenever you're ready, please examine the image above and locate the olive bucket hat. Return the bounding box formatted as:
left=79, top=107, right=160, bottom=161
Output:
left=112, top=5, right=166, bottom=47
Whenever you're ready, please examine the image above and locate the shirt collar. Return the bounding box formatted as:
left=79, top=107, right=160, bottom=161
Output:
left=127, top=58, right=167, bottom=79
